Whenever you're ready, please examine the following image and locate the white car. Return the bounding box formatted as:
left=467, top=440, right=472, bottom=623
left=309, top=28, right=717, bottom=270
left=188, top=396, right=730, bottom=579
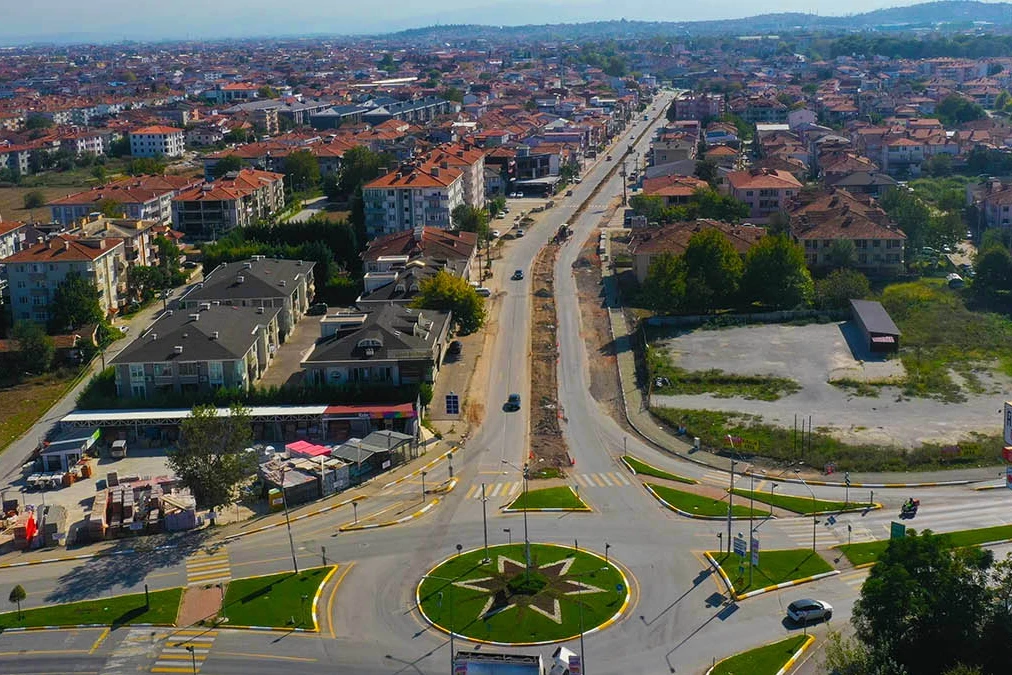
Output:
left=491, top=230, right=501, bottom=238
left=119, top=325, right=130, bottom=334
left=787, top=599, right=832, bottom=624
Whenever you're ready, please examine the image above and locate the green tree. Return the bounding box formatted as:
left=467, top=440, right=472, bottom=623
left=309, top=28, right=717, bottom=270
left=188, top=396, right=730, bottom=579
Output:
left=741, top=234, right=814, bottom=309
left=127, top=157, right=166, bottom=175
left=12, top=321, right=54, bottom=374
left=412, top=270, right=486, bottom=334
left=682, top=228, right=744, bottom=312
left=257, top=85, right=279, bottom=99
left=451, top=204, right=489, bottom=239
left=126, top=265, right=167, bottom=303
left=973, top=245, right=1012, bottom=297
left=337, top=146, right=391, bottom=196
left=923, top=153, right=953, bottom=177
left=24, top=115, right=53, bottom=130
left=935, top=94, right=987, bottom=126
left=168, top=403, right=255, bottom=511
left=211, top=154, right=243, bottom=179
left=48, top=271, right=103, bottom=332
left=154, top=235, right=186, bottom=286
left=926, top=211, right=964, bottom=251
left=880, top=187, right=931, bottom=256
left=441, top=87, right=464, bottom=103
left=108, top=136, right=131, bottom=158
left=640, top=252, right=687, bottom=313
left=628, top=193, right=669, bottom=222
left=488, top=195, right=507, bottom=216
left=8, top=584, right=26, bottom=620
left=690, top=188, right=750, bottom=222
left=694, top=159, right=719, bottom=184
left=826, top=238, right=858, bottom=269
left=22, top=190, right=45, bottom=210
left=96, top=198, right=124, bottom=218
left=815, top=268, right=870, bottom=309
left=283, top=149, right=320, bottom=192
left=91, top=165, right=107, bottom=182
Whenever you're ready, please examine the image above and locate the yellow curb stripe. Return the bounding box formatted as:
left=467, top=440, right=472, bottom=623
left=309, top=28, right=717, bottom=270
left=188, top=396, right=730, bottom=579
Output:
left=776, top=634, right=817, bottom=675
left=308, top=565, right=339, bottom=632
left=88, top=627, right=110, bottom=654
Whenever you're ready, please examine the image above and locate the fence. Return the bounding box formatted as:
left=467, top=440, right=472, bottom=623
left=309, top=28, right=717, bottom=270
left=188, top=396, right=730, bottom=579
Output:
left=646, top=309, right=849, bottom=329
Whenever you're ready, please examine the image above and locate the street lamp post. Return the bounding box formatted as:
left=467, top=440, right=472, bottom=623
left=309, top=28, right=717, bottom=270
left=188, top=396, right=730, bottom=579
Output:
left=421, top=471, right=427, bottom=502
left=425, top=575, right=458, bottom=674
left=605, top=542, right=611, bottom=565
left=185, top=645, right=197, bottom=674
left=726, top=459, right=737, bottom=555
left=503, top=528, right=511, bottom=545
left=278, top=466, right=299, bottom=574
left=795, top=470, right=818, bottom=551
left=502, top=459, right=531, bottom=581
left=481, top=483, right=490, bottom=563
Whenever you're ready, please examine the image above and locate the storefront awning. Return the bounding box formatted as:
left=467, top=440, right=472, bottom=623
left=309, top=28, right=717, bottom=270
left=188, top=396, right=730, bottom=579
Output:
left=324, top=403, right=416, bottom=419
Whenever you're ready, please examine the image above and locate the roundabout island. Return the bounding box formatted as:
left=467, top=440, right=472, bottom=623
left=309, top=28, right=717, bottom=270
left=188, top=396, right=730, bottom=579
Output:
left=417, top=543, right=630, bottom=645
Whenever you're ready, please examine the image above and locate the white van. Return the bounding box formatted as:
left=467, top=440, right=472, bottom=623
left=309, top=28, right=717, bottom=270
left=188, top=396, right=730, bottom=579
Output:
left=475, top=287, right=492, bottom=297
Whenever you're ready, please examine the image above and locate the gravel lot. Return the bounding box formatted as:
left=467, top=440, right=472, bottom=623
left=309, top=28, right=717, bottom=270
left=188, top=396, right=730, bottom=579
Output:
left=652, top=321, right=1010, bottom=448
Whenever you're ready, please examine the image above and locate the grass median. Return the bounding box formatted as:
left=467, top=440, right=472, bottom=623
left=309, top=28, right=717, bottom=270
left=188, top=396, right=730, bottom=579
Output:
left=622, top=455, right=696, bottom=484
left=710, top=549, right=833, bottom=596
left=711, top=635, right=809, bottom=675
left=840, top=523, right=1012, bottom=567
left=647, top=483, right=769, bottom=518
left=506, top=486, right=589, bottom=511
left=0, top=588, right=182, bottom=629
left=221, top=566, right=333, bottom=629
left=730, top=488, right=874, bottom=514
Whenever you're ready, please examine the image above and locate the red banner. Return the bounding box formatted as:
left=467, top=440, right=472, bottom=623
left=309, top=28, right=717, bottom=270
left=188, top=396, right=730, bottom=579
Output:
left=1003, top=446, right=1012, bottom=463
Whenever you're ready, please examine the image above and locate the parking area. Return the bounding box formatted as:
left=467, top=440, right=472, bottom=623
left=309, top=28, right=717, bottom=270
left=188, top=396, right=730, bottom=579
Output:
left=651, top=321, right=1007, bottom=447
left=258, top=314, right=324, bottom=388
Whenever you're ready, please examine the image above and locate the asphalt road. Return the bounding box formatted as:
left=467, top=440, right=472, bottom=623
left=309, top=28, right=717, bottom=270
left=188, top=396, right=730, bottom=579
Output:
left=6, top=92, right=1012, bottom=675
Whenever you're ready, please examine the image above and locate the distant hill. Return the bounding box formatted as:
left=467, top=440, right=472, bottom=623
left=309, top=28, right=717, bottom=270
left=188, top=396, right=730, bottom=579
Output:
left=380, top=1, right=1012, bottom=41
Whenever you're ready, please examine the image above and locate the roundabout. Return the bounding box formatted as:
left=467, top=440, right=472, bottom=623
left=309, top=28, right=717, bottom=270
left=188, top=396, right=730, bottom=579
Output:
left=416, top=543, right=631, bottom=645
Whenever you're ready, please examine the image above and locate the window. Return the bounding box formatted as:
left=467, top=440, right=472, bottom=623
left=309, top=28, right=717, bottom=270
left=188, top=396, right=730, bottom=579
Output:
left=153, top=363, right=172, bottom=377
left=130, top=364, right=144, bottom=379
left=872, top=239, right=881, bottom=247
left=209, top=361, right=224, bottom=384
left=178, top=362, right=198, bottom=377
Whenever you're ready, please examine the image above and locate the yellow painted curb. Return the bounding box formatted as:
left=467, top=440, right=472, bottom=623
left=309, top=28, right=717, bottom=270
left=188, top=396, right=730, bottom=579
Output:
left=703, top=552, right=839, bottom=601
left=381, top=446, right=459, bottom=490
left=430, top=476, right=459, bottom=494
left=621, top=455, right=698, bottom=484
left=309, top=565, right=340, bottom=632
left=644, top=483, right=756, bottom=521
left=703, top=551, right=736, bottom=599
left=501, top=486, right=592, bottom=513
left=338, top=497, right=441, bottom=531
left=777, top=634, right=816, bottom=675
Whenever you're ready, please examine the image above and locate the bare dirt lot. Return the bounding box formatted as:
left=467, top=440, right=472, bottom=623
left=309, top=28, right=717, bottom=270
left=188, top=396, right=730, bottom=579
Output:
left=530, top=241, right=569, bottom=469
left=651, top=321, right=1011, bottom=448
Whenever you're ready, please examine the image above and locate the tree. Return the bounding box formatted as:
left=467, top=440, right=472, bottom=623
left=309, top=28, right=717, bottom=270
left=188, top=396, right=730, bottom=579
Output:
left=24, top=115, right=53, bottom=130
left=926, top=212, right=964, bottom=251
left=168, top=403, right=255, bottom=511
left=826, top=239, right=857, bottom=269
left=880, top=187, right=931, bottom=255
left=815, top=268, right=870, bottom=309
left=935, top=94, right=986, bottom=126
left=22, top=190, right=45, bottom=210
left=440, top=87, right=464, bottom=103
left=8, top=584, right=26, bottom=620
left=628, top=194, right=669, bottom=223
left=48, top=271, right=103, bottom=332
left=488, top=195, right=507, bottom=216
left=127, top=157, right=166, bottom=176
left=682, top=228, right=744, bottom=312
left=451, top=204, right=489, bottom=239
left=283, top=149, right=320, bottom=192
left=126, top=265, right=167, bottom=303
left=96, top=198, right=124, bottom=218
left=257, top=85, right=279, bottom=99
left=973, top=245, right=1012, bottom=297
left=694, top=159, right=719, bottom=185
left=412, top=270, right=486, bottom=334
left=741, top=234, right=814, bottom=309
left=12, top=321, right=54, bottom=374
left=154, top=235, right=186, bottom=287
left=640, top=252, right=687, bottom=313
left=923, top=153, right=953, bottom=177
left=337, top=146, right=391, bottom=197
left=211, top=154, right=243, bottom=179
left=108, top=136, right=131, bottom=158
left=91, top=165, right=107, bottom=182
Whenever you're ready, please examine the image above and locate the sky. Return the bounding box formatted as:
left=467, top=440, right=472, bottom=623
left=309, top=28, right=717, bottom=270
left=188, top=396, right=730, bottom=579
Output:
left=0, top=0, right=1005, bottom=44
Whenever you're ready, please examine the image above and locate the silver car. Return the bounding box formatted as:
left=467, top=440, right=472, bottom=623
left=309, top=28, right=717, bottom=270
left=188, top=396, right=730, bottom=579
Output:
left=787, top=599, right=832, bottom=624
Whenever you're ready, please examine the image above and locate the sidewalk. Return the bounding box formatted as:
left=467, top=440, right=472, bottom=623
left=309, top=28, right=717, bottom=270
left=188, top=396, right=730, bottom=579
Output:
left=599, top=229, right=998, bottom=486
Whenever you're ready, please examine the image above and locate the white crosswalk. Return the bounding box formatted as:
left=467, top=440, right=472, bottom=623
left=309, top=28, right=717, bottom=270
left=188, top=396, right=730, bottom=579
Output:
left=461, top=472, right=632, bottom=500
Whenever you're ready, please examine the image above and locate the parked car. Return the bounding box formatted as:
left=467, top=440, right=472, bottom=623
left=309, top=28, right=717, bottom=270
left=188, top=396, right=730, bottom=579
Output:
left=516, top=228, right=525, bottom=237
left=491, top=229, right=501, bottom=238
left=786, top=599, right=832, bottom=624
left=307, top=303, right=328, bottom=315
left=505, top=393, right=521, bottom=411
left=496, top=212, right=507, bottom=219
left=448, top=340, right=462, bottom=356
left=565, top=189, right=574, bottom=196
left=118, top=325, right=130, bottom=334
left=605, top=155, right=613, bottom=161
left=475, top=287, right=491, bottom=297
left=512, top=269, right=524, bottom=280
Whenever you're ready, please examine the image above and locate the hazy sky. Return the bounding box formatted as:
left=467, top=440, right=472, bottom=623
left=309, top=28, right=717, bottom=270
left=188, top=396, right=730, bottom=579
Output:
left=0, top=0, right=1004, bottom=43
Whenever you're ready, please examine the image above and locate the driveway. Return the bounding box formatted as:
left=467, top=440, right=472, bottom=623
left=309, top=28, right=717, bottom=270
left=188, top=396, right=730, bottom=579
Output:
left=258, top=314, right=323, bottom=388
left=652, top=321, right=1008, bottom=447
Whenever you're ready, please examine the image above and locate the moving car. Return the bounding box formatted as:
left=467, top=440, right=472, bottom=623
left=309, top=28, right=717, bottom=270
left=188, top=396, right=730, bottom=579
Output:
left=512, top=269, right=524, bottom=280
left=505, top=393, right=521, bottom=411
left=786, top=599, right=832, bottom=624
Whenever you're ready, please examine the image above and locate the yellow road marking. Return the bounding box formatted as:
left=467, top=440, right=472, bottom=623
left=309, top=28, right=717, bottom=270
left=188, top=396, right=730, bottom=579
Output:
left=88, top=627, right=110, bottom=654
left=228, top=555, right=293, bottom=569
left=465, top=485, right=478, bottom=499
left=214, top=651, right=318, bottom=662
left=151, top=667, right=196, bottom=673
left=326, top=561, right=356, bottom=639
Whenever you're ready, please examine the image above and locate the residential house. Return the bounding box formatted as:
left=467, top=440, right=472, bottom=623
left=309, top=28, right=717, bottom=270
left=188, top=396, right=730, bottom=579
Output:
left=69, top=215, right=165, bottom=268
left=110, top=304, right=281, bottom=399
left=302, top=304, right=452, bottom=387
left=424, top=144, right=487, bottom=208
left=129, top=125, right=185, bottom=158
left=726, top=168, right=802, bottom=222
left=178, top=256, right=315, bottom=340
left=671, top=93, right=725, bottom=121
left=2, top=235, right=125, bottom=324
left=641, top=174, right=709, bottom=207
left=628, top=219, right=767, bottom=283
left=171, top=169, right=286, bottom=240
left=48, top=175, right=203, bottom=226
left=362, top=162, right=465, bottom=239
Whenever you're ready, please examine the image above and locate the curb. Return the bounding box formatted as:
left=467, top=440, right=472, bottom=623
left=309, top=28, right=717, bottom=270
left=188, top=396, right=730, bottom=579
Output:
left=777, top=635, right=817, bottom=675
left=223, top=496, right=366, bottom=541
left=429, top=476, right=459, bottom=494
left=619, top=455, right=637, bottom=475
left=338, top=497, right=440, bottom=532
left=0, top=549, right=136, bottom=569
left=219, top=624, right=314, bottom=632
left=644, top=483, right=765, bottom=521
left=973, top=484, right=1005, bottom=491
left=751, top=472, right=977, bottom=489
left=839, top=535, right=1012, bottom=569
left=381, top=446, right=459, bottom=490
left=500, top=486, right=591, bottom=513
left=309, top=565, right=339, bottom=631
left=0, top=621, right=172, bottom=633
left=621, top=455, right=698, bottom=484
left=702, top=552, right=839, bottom=601
left=415, top=542, right=634, bottom=647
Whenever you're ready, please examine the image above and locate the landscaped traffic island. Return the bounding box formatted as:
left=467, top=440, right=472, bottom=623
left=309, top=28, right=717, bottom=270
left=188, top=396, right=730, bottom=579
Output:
left=647, top=483, right=770, bottom=519
left=417, top=544, right=629, bottom=645
left=0, top=588, right=182, bottom=630
left=709, top=635, right=811, bottom=675
left=839, top=523, right=1012, bottom=566
left=221, top=566, right=334, bottom=629
left=709, top=549, right=833, bottom=596
left=504, top=486, right=590, bottom=511
left=622, top=455, right=697, bottom=484
left=730, top=487, right=876, bottom=514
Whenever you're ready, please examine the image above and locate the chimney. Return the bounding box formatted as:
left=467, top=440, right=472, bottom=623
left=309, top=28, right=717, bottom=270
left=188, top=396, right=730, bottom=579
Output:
left=431, top=166, right=439, bottom=177
left=150, top=332, right=157, bottom=340
left=189, top=313, right=200, bottom=321
left=236, top=274, right=245, bottom=283
left=174, top=345, right=184, bottom=354
left=211, top=331, right=220, bottom=339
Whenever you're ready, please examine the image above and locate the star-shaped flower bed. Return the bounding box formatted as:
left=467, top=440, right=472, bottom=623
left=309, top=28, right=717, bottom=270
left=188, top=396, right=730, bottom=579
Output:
left=418, top=543, right=629, bottom=644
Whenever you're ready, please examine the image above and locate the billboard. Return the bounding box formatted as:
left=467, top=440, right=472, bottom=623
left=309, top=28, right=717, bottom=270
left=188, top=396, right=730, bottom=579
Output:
left=1005, top=402, right=1012, bottom=445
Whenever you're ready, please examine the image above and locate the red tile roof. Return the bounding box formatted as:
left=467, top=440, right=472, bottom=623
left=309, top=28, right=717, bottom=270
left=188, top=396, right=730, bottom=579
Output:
left=131, top=125, right=184, bottom=135
left=2, top=234, right=123, bottom=263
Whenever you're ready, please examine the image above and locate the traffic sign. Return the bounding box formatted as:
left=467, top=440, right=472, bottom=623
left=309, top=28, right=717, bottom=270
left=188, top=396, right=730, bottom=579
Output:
left=890, top=521, right=906, bottom=539
left=751, top=537, right=760, bottom=567
left=733, top=535, right=747, bottom=557
left=569, top=656, right=582, bottom=675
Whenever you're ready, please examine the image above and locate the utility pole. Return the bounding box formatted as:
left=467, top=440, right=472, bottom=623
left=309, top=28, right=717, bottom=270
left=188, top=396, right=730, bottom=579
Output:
left=481, top=483, right=489, bottom=563
left=621, top=160, right=628, bottom=205
left=727, top=459, right=736, bottom=555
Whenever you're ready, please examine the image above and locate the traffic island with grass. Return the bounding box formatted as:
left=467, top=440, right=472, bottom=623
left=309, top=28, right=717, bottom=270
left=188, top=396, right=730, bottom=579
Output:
left=0, top=588, right=182, bottom=629
left=504, top=486, right=590, bottom=511
left=709, top=549, right=834, bottom=597
left=622, top=455, right=696, bottom=484
left=730, top=488, right=876, bottom=514
left=417, top=543, right=629, bottom=645
left=646, top=483, right=769, bottom=519
left=220, top=566, right=333, bottom=629
left=709, top=635, right=811, bottom=675
left=839, top=523, right=1012, bottom=567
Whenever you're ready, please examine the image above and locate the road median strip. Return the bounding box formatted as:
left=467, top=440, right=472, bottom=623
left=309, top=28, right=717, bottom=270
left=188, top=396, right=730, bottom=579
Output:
left=704, top=634, right=813, bottom=675
left=621, top=454, right=697, bottom=484
left=223, top=496, right=367, bottom=541
left=501, top=486, right=590, bottom=512
left=381, top=445, right=459, bottom=490
left=645, top=483, right=769, bottom=520
left=704, top=549, right=835, bottom=601
left=338, top=497, right=441, bottom=531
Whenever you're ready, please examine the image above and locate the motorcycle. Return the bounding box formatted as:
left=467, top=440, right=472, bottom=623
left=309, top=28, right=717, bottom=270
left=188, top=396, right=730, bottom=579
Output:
left=900, top=498, right=920, bottom=519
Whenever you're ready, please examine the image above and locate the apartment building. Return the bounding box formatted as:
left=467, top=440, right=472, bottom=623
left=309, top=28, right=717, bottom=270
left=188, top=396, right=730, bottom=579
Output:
left=0, top=144, right=31, bottom=176
left=671, top=93, right=725, bottom=121
left=2, top=235, right=125, bottom=324
left=362, top=162, right=465, bottom=238
left=129, top=125, right=185, bottom=158
left=425, top=144, right=486, bottom=208
left=726, top=168, right=802, bottom=222
left=171, top=169, right=285, bottom=240
left=48, top=175, right=203, bottom=226
left=110, top=304, right=281, bottom=399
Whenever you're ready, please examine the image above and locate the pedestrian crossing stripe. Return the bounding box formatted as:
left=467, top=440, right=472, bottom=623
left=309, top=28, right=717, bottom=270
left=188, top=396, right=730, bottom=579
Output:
left=151, top=630, right=217, bottom=673
left=185, top=550, right=230, bottom=586
left=462, top=472, right=632, bottom=498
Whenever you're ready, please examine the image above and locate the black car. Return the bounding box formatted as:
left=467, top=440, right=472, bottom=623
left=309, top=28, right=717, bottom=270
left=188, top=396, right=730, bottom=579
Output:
left=512, top=269, right=524, bottom=280
left=307, top=303, right=328, bottom=315
left=448, top=340, right=462, bottom=356
left=505, top=393, right=521, bottom=411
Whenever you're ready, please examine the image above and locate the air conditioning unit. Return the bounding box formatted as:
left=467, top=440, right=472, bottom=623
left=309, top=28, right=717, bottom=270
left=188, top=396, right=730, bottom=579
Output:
left=173, top=345, right=184, bottom=354
left=199, top=302, right=211, bottom=311
left=236, top=275, right=245, bottom=283
left=365, top=348, right=374, bottom=356
left=189, top=313, right=200, bottom=322
left=211, top=331, right=219, bottom=339
left=166, top=310, right=173, bottom=316
left=256, top=306, right=265, bottom=314
left=279, top=280, right=286, bottom=287
left=150, top=332, right=157, bottom=340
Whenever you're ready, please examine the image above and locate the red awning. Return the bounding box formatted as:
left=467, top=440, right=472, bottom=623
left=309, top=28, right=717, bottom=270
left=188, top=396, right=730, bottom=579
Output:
left=324, top=403, right=416, bottom=418
left=871, top=336, right=895, bottom=344
left=285, top=440, right=330, bottom=457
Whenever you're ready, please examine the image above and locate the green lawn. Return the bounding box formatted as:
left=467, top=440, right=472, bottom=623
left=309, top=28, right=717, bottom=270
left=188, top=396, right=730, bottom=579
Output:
left=647, top=347, right=801, bottom=402
left=221, top=567, right=333, bottom=629
left=710, top=549, right=833, bottom=595
left=418, top=543, right=626, bottom=643
left=647, top=483, right=769, bottom=518
left=840, top=524, right=1012, bottom=566
left=0, top=588, right=182, bottom=629
left=0, top=369, right=84, bottom=454
left=711, top=635, right=809, bottom=675
left=730, top=488, right=874, bottom=514
left=506, top=486, right=589, bottom=511
left=622, top=455, right=696, bottom=484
